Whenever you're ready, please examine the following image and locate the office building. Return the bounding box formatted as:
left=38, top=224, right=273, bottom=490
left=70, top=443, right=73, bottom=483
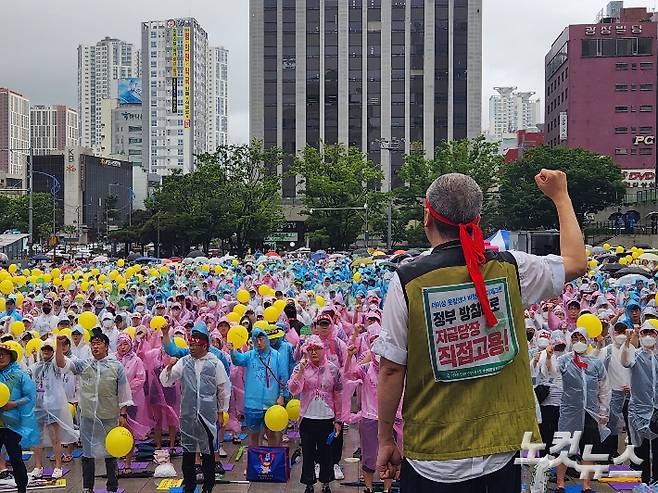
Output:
left=488, top=87, right=541, bottom=139
left=141, top=18, right=213, bottom=175
left=207, top=46, right=229, bottom=151
left=545, top=2, right=657, bottom=188
left=33, top=148, right=132, bottom=243
left=0, top=87, right=30, bottom=189
left=249, top=0, right=482, bottom=198
left=503, top=128, right=545, bottom=163
left=30, top=105, right=79, bottom=156
left=78, top=37, right=139, bottom=149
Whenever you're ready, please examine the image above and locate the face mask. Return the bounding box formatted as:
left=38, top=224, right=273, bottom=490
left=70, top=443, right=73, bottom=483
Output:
left=102, top=320, right=113, bottom=329
left=208, top=301, right=217, bottom=308
left=572, top=341, right=588, bottom=354
left=136, top=305, right=145, bottom=313
left=42, top=307, right=51, bottom=314
left=537, top=338, right=550, bottom=349
left=641, top=336, right=656, bottom=348
left=614, top=334, right=627, bottom=345
left=526, top=331, right=535, bottom=342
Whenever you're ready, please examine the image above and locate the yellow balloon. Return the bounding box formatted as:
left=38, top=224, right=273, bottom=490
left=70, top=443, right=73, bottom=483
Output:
left=7, top=264, right=16, bottom=274
left=98, top=274, right=107, bottom=283
left=0, top=299, right=5, bottom=312
left=173, top=336, right=188, bottom=348
left=214, top=265, right=223, bottom=274
left=620, top=257, right=628, bottom=265
left=316, top=295, right=325, bottom=308
left=353, top=272, right=361, bottom=282
left=26, top=338, right=42, bottom=355
left=105, top=426, right=134, bottom=458
left=577, top=314, right=603, bottom=339
left=14, top=276, right=25, bottom=287
left=149, top=269, right=159, bottom=278
left=633, top=251, right=640, bottom=259
left=222, top=411, right=229, bottom=426
left=286, top=399, right=301, bottom=421
left=159, top=266, right=168, bottom=274
left=201, top=264, right=210, bottom=272
left=0, top=271, right=11, bottom=282
left=616, top=246, right=625, bottom=254
left=6, top=341, right=22, bottom=362
left=69, top=403, right=76, bottom=418
left=232, top=259, right=239, bottom=266
left=10, top=321, right=24, bottom=337
left=585, top=248, right=590, bottom=257
left=91, top=268, right=99, bottom=277
left=263, top=306, right=280, bottom=323
left=117, top=259, right=125, bottom=268
left=258, top=284, right=270, bottom=297
left=253, top=320, right=269, bottom=330
left=0, top=280, right=13, bottom=296
left=227, top=312, right=241, bottom=323
left=150, top=316, right=167, bottom=330
left=78, top=311, right=98, bottom=330
left=603, top=243, right=611, bottom=250
left=588, top=260, right=598, bottom=269
left=639, top=248, right=645, bottom=256
left=227, top=325, right=248, bottom=348
left=52, top=277, right=62, bottom=287
left=58, top=328, right=72, bottom=341
left=14, top=293, right=23, bottom=307
left=43, top=273, right=52, bottom=284
left=22, top=269, right=29, bottom=276
left=109, top=270, right=118, bottom=280
left=273, top=299, right=286, bottom=312
left=0, top=383, right=9, bottom=407
left=264, top=405, right=289, bottom=432
left=233, top=304, right=247, bottom=316
left=80, top=281, right=89, bottom=292
left=124, top=327, right=136, bottom=339
left=236, top=289, right=250, bottom=304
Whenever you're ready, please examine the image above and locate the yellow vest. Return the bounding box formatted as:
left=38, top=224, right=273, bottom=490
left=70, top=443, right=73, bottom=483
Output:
left=398, top=242, right=539, bottom=461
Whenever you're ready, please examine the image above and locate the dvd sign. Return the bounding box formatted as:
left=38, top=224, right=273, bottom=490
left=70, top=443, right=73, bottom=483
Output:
left=622, top=169, right=656, bottom=188
left=633, top=135, right=655, bottom=145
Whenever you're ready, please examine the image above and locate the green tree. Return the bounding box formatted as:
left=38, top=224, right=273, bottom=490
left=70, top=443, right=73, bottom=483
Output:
left=497, top=146, right=625, bottom=229
left=2, top=193, right=54, bottom=244
left=390, top=137, right=503, bottom=246
left=292, top=144, right=384, bottom=250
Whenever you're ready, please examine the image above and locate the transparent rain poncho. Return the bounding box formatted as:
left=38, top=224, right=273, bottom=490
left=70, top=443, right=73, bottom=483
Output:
left=63, top=356, right=133, bottom=458
left=622, top=344, right=658, bottom=447
left=160, top=353, right=230, bottom=455
left=29, top=358, right=79, bottom=446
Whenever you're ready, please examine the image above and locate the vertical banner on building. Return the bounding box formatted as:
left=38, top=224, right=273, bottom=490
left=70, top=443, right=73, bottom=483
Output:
left=171, top=27, right=178, bottom=114
left=559, top=112, right=568, bottom=141
left=183, top=26, right=191, bottom=128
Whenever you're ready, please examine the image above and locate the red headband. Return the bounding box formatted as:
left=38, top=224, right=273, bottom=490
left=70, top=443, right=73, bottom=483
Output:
left=425, top=197, right=498, bottom=327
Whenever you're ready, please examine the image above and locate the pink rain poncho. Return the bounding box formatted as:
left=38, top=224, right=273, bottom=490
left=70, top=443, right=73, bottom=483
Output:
left=116, top=334, right=151, bottom=440
left=144, top=346, right=180, bottom=431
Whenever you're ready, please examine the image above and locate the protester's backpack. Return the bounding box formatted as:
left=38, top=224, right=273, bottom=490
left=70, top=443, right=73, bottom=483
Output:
left=246, top=446, right=290, bottom=483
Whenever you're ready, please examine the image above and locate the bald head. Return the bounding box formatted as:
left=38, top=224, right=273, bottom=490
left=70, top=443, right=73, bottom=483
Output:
left=426, top=173, right=483, bottom=238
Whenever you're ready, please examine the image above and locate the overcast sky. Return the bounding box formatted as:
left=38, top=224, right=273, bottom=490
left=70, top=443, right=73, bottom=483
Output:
left=1, top=0, right=656, bottom=142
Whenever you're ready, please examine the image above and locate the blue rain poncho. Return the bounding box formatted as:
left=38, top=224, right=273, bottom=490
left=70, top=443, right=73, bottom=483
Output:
left=0, top=361, right=39, bottom=447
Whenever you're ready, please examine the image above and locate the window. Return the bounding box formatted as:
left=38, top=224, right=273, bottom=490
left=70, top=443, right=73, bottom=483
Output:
left=640, top=147, right=653, bottom=155
left=615, top=106, right=629, bottom=113
left=615, top=127, right=628, bottom=134
left=640, top=105, right=653, bottom=112
left=640, top=126, right=653, bottom=133
left=615, top=148, right=628, bottom=155
left=641, top=62, right=653, bottom=70
left=616, top=62, right=628, bottom=70
left=615, top=84, right=629, bottom=92
left=640, top=83, right=653, bottom=91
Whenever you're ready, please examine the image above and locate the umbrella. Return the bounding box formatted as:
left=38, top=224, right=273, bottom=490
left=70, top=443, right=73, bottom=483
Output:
left=32, top=254, right=49, bottom=262
left=372, top=251, right=387, bottom=257
left=352, top=248, right=369, bottom=257
left=595, top=254, right=618, bottom=262
left=265, top=251, right=280, bottom=257
left=186, top=249, right=206, bottom=259
left=646, top=211, right=658, bottom=218
left=590, top=246, right=606, bottom=255
left=612, top=267, right=652, bottom=279
left=639, top=253, right=658, bottom=262
left=126, top=252, right=140, bottom=261
left=91, top=255, right=109, bottom=263
left=192, top=256, right=209, bottom=264
left=600, top=262, right=623, bottom=272
left=134, top=256, right=158, bottom=264
left=182, top=258, right=194, bottom=264
left=393, top=249, right=407, bottom=255
left=208, top=257, right=223, bottom=265
left=311, top=250, right=327, bottom=262
left=351, top=258, right=374, bottom=267
left=608, top=212, right=623, bottom=221
left=377, top=261, right=397, bottom=269
left=615, top=273, right=651, bottom=286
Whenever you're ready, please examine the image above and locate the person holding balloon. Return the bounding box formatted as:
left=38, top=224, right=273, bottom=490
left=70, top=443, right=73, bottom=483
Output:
left=159, top=322, right=230, bottom=493
left=55, top=328, right=133, bottom=493
left=0, top=342, right=39, bottom=493
left=288, top=335, right=343, bottom=493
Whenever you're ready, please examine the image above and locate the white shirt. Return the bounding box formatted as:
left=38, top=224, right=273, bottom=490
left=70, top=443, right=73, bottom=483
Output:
left=160, top=352, right=230, bottom=412
left=599, top=343, right=631, bottom=391
left=373, top=249, right=565, bottom=483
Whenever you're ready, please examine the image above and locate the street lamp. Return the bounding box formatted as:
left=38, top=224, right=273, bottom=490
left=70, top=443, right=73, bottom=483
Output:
left=32, top=170, right=60, bottom=245
left=376, top=137, right=405, bottom=251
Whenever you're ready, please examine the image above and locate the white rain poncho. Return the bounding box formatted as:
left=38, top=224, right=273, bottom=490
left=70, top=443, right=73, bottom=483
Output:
left=62, top=356, right=133, bottom=458
left=622, top=343, right=658, bottom=447
left=29, top=358, right=79, bottom=446
left=160, top=352, right=230, bottom=455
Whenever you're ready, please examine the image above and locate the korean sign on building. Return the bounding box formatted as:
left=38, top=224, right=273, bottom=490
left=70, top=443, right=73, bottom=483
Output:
left=422, top=278, right=519, bottom=382
left=183, top=27, right=191, bottom=128
left=584, top=24, right=643, bottom=35
left=171, top=27, right=178, bottom=113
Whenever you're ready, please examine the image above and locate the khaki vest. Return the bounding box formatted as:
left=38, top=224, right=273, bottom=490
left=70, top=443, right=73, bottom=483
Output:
left=398, top=242, right=540, bottom=461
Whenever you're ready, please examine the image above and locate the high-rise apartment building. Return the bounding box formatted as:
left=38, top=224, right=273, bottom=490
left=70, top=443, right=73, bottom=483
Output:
left=249, top=0, right=482, bottom=197
left=207, top=46, right=229, bottom=151
left=545, top=2, right=657, bottom=188
left=78, top=37, right=139, bottom=149
left=488, top=87, right=541, bottom=138
left=30, top=105, right=79, bottom=156
left=0, top=88, right=30, bottom=189
left=141, top=18, right=215, bottom=175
